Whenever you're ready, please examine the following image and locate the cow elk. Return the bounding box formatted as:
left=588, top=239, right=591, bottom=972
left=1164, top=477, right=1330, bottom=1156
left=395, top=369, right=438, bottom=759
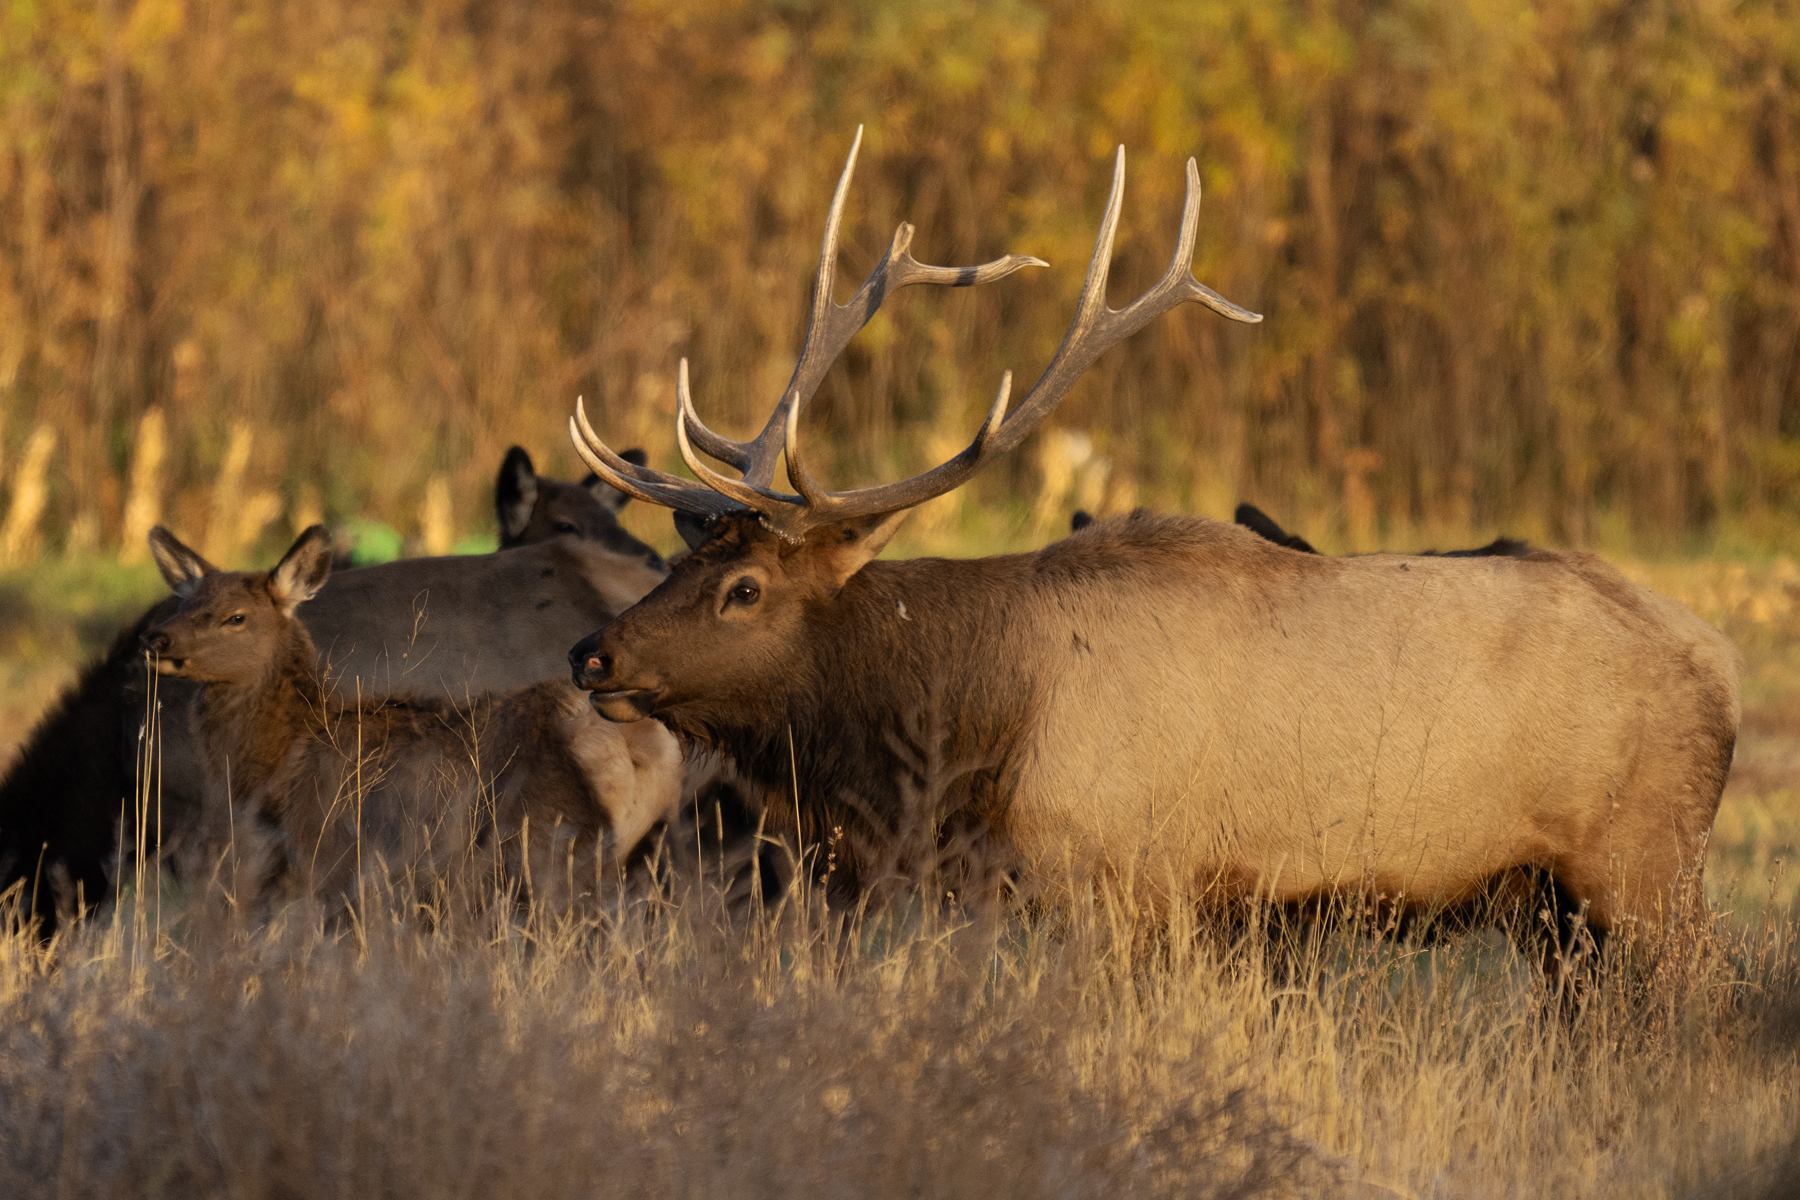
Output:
left=139, top=524, right=684, bottom=919
left=1, top=448, right=680, bottom=936
left=496, top=444, right=665, bottom=563
left=567, top=132, right=1741, bottom=965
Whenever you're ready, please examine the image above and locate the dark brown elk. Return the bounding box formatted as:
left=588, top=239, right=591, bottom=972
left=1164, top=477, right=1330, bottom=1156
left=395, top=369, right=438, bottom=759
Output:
left=140, top=525, right=683, bottom=914
left=1, top=450, right=672, bottom=936
left=566, top=134, right=1740, bottom=959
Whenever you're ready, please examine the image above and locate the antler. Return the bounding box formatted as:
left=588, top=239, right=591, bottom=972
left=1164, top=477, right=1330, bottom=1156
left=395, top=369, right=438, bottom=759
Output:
left=569, top=125, right=1044, bottom=522
left=682, top=126, right=1048, bottom=489
left=570, top=139, right=1262, bottom=540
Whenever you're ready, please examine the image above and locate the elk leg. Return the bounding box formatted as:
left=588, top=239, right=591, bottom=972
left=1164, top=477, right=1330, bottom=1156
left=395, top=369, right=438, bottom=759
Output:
left=1542, top=827, right=1713, bottom=999
left=1540, top=869, right=1607, bottom=993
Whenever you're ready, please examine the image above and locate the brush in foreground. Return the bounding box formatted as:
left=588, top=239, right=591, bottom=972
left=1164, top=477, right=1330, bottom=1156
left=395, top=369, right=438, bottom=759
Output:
left=3, top=866, right=1795, bottom=1198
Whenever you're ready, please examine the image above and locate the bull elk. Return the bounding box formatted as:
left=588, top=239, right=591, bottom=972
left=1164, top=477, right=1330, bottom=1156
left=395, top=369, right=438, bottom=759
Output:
left=567, top=131, right=1741, bottom=959
left=139, top=525, right=683, bottom=915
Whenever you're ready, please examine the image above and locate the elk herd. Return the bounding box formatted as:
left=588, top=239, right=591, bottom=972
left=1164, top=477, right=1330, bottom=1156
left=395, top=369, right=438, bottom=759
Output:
left=0, top=130, right=1743, bottom=978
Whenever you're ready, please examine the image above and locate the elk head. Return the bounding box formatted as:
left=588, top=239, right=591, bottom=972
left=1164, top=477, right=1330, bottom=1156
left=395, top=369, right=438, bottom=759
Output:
left=494, top=444, right=666, bottom=567
left=142, top=525, right=333, bottom=683
left=567, top=130, right=1260, bottom=726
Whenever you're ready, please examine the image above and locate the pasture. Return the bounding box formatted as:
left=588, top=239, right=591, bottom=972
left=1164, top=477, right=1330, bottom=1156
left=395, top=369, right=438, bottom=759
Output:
left=0, top=530, right=1797, bottom=1198
left=1, top=0, right=1797, bottom=1190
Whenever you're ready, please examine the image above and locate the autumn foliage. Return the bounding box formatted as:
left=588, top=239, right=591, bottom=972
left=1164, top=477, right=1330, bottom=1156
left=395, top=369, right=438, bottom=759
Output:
left=0, top=0, right=1796, bottom=556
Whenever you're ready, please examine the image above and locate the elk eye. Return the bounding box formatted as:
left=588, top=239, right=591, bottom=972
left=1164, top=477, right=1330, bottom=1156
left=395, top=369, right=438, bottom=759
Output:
left=553, top=521, right=579, bottom=534
left=224, top=613, right=246, bottom=627
left=727, top=579, right=761, bottom=607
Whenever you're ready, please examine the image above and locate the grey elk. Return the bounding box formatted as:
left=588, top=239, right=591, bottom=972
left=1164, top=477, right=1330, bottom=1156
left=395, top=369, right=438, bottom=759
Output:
left=138, top=523, right=684, bottom=917
left=568, top=132, right=1742, bottom=960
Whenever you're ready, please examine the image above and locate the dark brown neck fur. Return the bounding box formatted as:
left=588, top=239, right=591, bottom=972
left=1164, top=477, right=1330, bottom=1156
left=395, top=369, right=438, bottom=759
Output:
left=662, top=552, right=1058, bottom=881
left=194, top=625, right=326, bottom=803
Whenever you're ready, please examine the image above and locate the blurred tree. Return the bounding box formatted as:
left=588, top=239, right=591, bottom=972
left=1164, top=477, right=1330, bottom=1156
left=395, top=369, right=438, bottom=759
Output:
left=0, top=0, right=1792, bottom=555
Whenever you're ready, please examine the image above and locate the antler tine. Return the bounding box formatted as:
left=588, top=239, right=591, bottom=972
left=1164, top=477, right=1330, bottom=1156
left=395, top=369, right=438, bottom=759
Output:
left=569, top=397, right=739, bottom=517
left=782, top=383, right=831, bottom=511
left=675, top=360, right=798, bottom=511
left=573, top=397, right=684, bottom=487
left=569, top=426, right=734, bottom=517
left=687, top=126, right=1047, bottom=490
left=976, top=150, right=1261, bottom=462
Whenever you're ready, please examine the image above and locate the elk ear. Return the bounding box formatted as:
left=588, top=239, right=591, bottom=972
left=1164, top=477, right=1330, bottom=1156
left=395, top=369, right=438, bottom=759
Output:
left=148, top=526, right=216, bottom=598
left=496, top=446, right=539, bottom=543
left=581, top=447, right=646, bottom=516
left=1234, top=503, right=1318, bottom=554
left=815, top=510, right=913, bottom=591
left=672, top=509, right=714, bottom=551
left=268, top=525, right=333, bottom=615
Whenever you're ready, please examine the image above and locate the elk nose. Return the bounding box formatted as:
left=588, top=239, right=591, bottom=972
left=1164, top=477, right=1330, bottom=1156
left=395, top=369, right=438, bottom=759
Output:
left=569, top=639, right=612, bottom=687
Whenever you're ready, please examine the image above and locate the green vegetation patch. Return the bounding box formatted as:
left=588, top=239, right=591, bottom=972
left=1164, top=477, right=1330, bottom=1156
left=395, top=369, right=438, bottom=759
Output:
left=0, top=558, right=168, bottom=667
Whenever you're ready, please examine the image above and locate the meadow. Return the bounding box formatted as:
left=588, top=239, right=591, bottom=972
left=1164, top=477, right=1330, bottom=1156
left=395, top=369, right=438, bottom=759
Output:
left=2, top=0, right=1799, bottom=1192
left=1, top=521, right=1798, bottom=1198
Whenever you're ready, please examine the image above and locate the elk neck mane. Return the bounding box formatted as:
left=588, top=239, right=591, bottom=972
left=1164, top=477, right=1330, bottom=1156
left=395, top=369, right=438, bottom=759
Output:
left=194, top=620, right=329, bottom=802
left=663, top=510, right=1305, bottom=846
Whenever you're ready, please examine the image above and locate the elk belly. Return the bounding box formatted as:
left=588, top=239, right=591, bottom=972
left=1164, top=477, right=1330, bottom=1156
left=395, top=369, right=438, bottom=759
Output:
left=1009, top=548, right=1715, bottom=912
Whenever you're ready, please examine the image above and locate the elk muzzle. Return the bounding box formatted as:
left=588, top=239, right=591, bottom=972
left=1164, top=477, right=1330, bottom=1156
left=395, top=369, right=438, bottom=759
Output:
left=569, top=630, right=660, bottom=722
left=139, top=628, right=185, bottom=673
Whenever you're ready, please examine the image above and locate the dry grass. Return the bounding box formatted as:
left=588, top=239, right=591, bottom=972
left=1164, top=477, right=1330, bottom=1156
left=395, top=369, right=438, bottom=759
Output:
left=1, top=849, right=1797, bottom=1199
left=3, top=549, right=1800, bottom=1196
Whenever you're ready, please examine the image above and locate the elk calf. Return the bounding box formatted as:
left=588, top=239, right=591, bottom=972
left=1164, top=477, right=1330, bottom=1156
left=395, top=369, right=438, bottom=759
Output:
left=143, top=525, right=683, bottom=916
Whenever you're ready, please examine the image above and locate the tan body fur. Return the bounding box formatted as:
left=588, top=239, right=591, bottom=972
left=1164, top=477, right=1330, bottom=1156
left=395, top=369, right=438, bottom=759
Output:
left=1007, top=515, right=1739, bottom=929
left=305, top=538, right=667, bottom=698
